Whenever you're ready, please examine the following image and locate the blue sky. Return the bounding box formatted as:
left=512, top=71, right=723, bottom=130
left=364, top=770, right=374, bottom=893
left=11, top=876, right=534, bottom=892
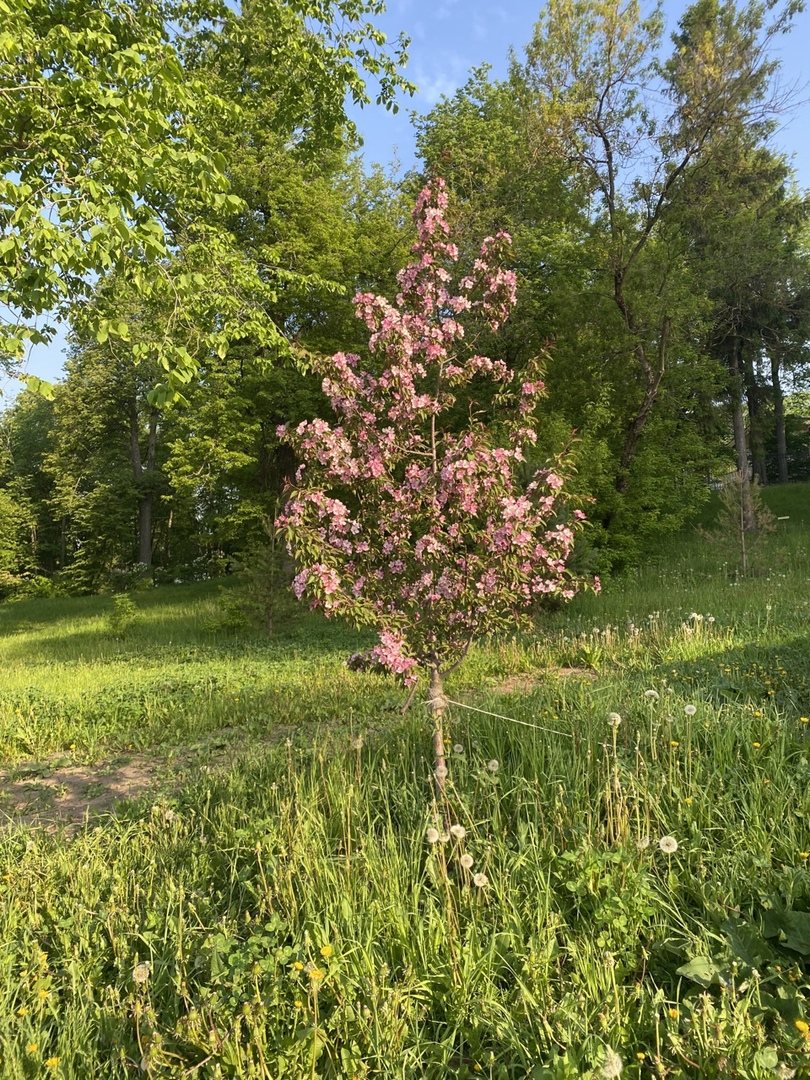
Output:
left=5, top=0, right=809, bottom=401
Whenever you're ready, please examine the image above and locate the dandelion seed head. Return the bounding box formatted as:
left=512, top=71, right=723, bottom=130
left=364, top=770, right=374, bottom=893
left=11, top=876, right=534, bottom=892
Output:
left=644, top=689, right=659, bottom=701
left=487, top=759, right=499, bottom=773
left=426, top=827, right=440, bottom=844
left=684, top=704, right=697, bottom=716
left=600, top=1047, right=624, bottom=1078
left=473, top=872, right=488, bottom=888
left=132, top=962, right=151, bottom=985
left=460, top=854, right=474, bottom=870
left=636, top=835, right=651, bottom=851
left=608, top=712, right=622, bottom=727
left=452, top=743, right=464, bottom=754
left=450, top=824, right=466, bottom=840
left=659, top=835, right=679, bottom=854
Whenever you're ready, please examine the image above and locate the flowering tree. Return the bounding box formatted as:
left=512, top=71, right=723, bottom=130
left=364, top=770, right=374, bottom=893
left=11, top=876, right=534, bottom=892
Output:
left=277, top=178, right=598, bottom=786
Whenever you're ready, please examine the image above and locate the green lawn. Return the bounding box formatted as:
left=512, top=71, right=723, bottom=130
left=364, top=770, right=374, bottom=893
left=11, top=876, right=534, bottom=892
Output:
left=0, top=487, right=809, bottom=1077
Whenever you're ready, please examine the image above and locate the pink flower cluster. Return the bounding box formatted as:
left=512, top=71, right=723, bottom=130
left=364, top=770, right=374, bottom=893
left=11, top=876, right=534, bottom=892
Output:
left=277, top=178, right=596, bottom=680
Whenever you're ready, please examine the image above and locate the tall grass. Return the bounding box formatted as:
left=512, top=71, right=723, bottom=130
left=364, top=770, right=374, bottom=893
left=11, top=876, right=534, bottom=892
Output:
left=0, top=485, right=809, bottom=1077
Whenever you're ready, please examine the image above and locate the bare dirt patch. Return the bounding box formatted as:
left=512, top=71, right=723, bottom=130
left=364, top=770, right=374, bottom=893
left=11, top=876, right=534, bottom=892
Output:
left=493, top=667, right=597, bottom=695
left=0, top=724, right=297, bottom=833
left=0, top=754, right=160, bottom=831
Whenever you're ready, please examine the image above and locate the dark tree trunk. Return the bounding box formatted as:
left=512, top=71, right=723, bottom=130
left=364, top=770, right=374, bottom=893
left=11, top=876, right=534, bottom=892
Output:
left=611, top=278, right=670, bottom=495
left=130, top=407, right=159, bottom=567
left=728, top=337, right=755, bottom=531
left=743, top=347, right=768, bottom=485
left=770, top=349, right=789, bottom=484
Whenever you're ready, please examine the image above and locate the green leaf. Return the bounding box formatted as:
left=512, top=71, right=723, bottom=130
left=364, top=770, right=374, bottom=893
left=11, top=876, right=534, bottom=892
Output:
left=21, top=375, right=55, bottom=400
left=676, top=956, right=724, bottom=987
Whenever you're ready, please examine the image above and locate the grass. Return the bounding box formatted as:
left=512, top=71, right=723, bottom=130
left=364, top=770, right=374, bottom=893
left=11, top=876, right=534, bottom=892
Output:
left=0, top=485, right=809, bottom=1077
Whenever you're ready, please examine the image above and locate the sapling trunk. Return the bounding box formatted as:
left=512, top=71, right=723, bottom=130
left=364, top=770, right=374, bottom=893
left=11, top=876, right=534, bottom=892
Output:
left=428, top=667, right=448, bottom=798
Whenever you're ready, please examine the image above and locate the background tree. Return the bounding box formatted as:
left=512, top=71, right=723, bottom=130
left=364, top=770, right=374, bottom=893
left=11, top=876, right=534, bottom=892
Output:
left=1, top=0, right=411, bottom=387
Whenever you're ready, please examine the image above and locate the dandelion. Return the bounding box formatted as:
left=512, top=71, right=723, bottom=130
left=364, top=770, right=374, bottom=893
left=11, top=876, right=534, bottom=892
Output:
left=644, top=689, right=659, bottom=701
left=351, top=736, right=364, bottom=751
left=452, top=743, right=464, bottom=754
left=487, top=759, right=500, bottom=773
left=319, top=944, right=333, bottom=960
left=659, top=835, right=679, bottom=854
left=37, top=988, right=49, bottom=1001
left=772, top=1065, right=796, bottom=1079
left=670, top=740, right=679, bottom=748
left=752, top=742, right=761, bottom=749
left=439, top=832, right=450, bottom=843
left=132, top=962, right=151, bottom=986
left=26, top=1042, right=38, bottom=1055
left=17, top=1006, right=29, bottom=1017
left=460, top=854, right=474, bottom=870
left=668, top=1008, right=679, bottom=1020
left=800, top=852, right=809, bottom=860
left=45, top=1058, right=60, bottom=1070
left=608, top=712, right=622, bottom=727
left=684, top=704, right=697, bottom=716
left=292, top=961, right=304, bottom=971
left=794, top=1019, right=809, bottom=1034
left=426, top=827, right=440, bottom=844
left=800, top=717, right=809, bottom=724
left=308, top=967, right=325, bottom=983
left=435, top=764, right=448, bottom=781
left=600, top=1047, right=623, bottom=1078
left=294, top=999, right=304, bottom=1009
left=450, top=824, right=466, bottom=840
left=473, top=872, right=489, bottom=888
left=636, top=836, right=651, bottom=851
left=635, top=1052, right=646, bottom=1062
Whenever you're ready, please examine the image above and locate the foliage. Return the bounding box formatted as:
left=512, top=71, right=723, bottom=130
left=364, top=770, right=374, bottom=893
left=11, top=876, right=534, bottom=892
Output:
left=105, top=593, right=137, bottom=638
left=700, top=471, right=776, bottom=576
left=279, top=179, right=595, bottom=682
left=0, top=0, right=412, bottom=386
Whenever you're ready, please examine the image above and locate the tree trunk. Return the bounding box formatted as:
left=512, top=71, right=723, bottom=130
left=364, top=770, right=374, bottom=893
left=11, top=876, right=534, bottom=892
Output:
left=770, top=349, right=789, bottom=484
left=130, top=407, right=158, bottom=567
left=611, top=281, right=670, bottom=495
left=728, top=337, right=755, bottom=531
left=428, top=668, right=448, bottom=799
left=743, top=347, right=768, bottom=485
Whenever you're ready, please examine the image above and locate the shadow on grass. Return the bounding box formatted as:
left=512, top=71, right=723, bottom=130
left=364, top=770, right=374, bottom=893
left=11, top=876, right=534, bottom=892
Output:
left=662, top=632, right=810, bottom=712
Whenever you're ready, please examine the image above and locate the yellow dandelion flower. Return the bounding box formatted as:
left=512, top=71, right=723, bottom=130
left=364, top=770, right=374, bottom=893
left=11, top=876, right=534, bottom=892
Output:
left=294, top=999, right=304, bottom=1009
left=320, top=944, right=334, bottom=960
left=309, top=967, right=325, bottom=982
left=800, top=853, right=809, bottom=860
left=636, top=1052, right=646, bottom=1061
left=670, top=740, right=679, bottom=748
left=25, top=1042, right=38, bottom=1055
left=752, top=742, right=761, bottom=749
left=292, top=961, right=304, bottom=971
left=668, top=1008, right=679, bottom=1020
left=37, top=988, right=49, bottom=1001
left=45, top=1057, right=60, bottom=1070
left=801, top=717, right=809, bottom=724
left=17, top=1006, right=29, bottom=1017
left=795, top=1019, right=809, bottom=1033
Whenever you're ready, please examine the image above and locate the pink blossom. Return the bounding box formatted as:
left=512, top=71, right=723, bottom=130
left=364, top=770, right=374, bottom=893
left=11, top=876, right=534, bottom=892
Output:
left=277, top=178, right=597, bottom=679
